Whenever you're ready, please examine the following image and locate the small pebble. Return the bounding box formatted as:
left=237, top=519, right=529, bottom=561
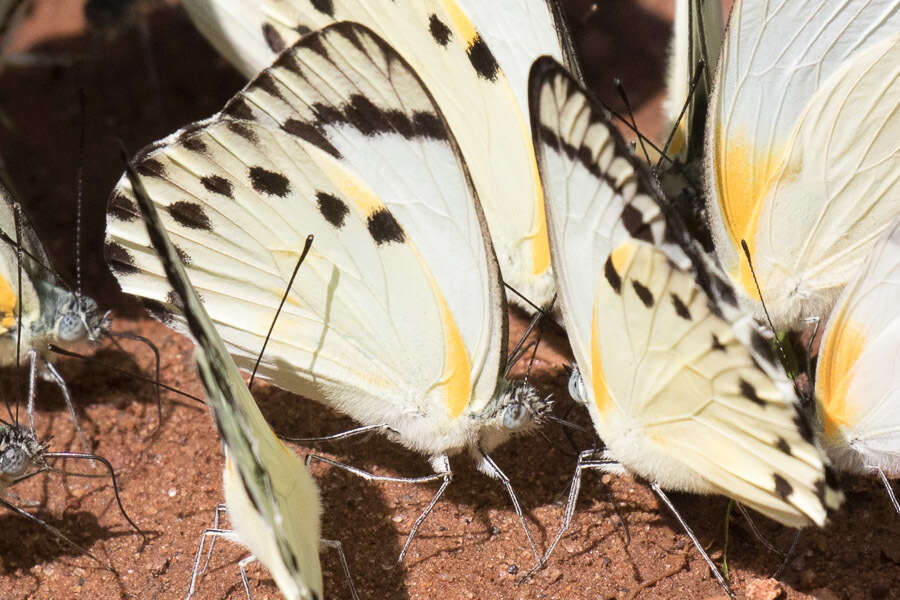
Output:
left=490, top=526, right=501, bottom=536
left=507, top=564, right=518, bottom=575
left=746, top=577, right=785, bottom=600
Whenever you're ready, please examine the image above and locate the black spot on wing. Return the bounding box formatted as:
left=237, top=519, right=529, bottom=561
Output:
left=316, top=192, right=349, bottom=228
left=295, top=24, right=311, bottom=36
left=429, top=14, right=452, bottom=46
left=711, top=333, right=726, bottom=352
left=775, top=437, right=791, bottom=455
left=280, top=118, right=341, bottom=159
left=750, top=329, right=776, bottom=365
left=311, top=0, right=333, bottom=16
left=631, top=280, right=654, bottom=307
left=604, top=256, right=622, bottom=294
left=223, top=98, right=255, bottom=121
left=109, top=192, right=138, bottom=222
left=738, top=378, right=764, bottom=406
left=168, top=201, right=212, bottom=231
left=312, top=95, right=447, bottom=141
left=182, top=135, right=207, bottom=153
left=794, top=407, right=815, bottom=444
left=105, top=241, right=137, bottom=275
left=142, top=298, right=176, bottom=327
left=671, top=293, right=691, bottom=320
left=538, top=124, right=625, bottom=193
left=713, top=273, right=738, bottom=307
left=621, top=203, right=653, bottom=243
left=249, top=167, right=290, bottom=197
left=367, top=208, right=405, bottom=245
left=773, top=474, right=793, bottom=499
left=226, top=121, right=260, bottom=144
left=262, top=22, right=286, bottom=53
left=201, top=175, right=234, bottom=199
left=137, top=158, right=166, bottom=178
left=252, top=71, right=284, bottom=101
left=174, top=244, right=192, bottom=266
left=467, top=34, right=498, bottom=81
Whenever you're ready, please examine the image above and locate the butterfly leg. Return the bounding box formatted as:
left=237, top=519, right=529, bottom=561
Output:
left=200, top=504, right=228, bottom=575
left=651, top=482, right=735, bottom=599
left=735, top=503, right=784, bottom=556
left=282, top=423, right=396, bottom=444
left=518, top=448, right=615, bottom=582
left=237, top=554, right=257, bottom=600
left=476, top=446, right=541, bottom=563
left=304, top=452, right=452, bottom=563
left=43, top=359, right=92, bottom=456
left=184, top=521, right=240, bottom=600
left=320, top=538, right=361, bottom=600
left=877, top=467, right=900, bottom=514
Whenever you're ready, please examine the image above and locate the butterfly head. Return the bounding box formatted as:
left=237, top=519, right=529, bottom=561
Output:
left=54, top=293, right=110, bottom=344
left=0, top=423, right=45, bottom=486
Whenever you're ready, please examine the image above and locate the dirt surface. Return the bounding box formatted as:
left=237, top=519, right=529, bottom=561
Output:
left=0, top=1, right=897, bottom=599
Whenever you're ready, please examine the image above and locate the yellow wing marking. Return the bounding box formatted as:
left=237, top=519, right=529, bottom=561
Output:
left=439, top=0, right=478, bottom=46
left=529, top=157, right=550, bottom=276
left=433, top=283, right=472, bottom=419
left=714, top=130, right=786, bottom=299
left=817, top=308, right=865, bottom=440
left=590, top=296, right=613, bottom=419
left=0, top=274, right=17, bottom=331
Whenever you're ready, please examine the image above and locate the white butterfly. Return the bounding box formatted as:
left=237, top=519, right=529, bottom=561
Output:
left=814, top=217, right=900, bottom=500
left=528, top=56, right=844, bottom=591
left=178, top=0, right=581, bottom=312
left=704, top=0, right=900, bottom=329
left=106, top=23, right=549, bottom=560
left=0, top=179, right=110, bottom=446
left=122, top=163, right=352, bottom=600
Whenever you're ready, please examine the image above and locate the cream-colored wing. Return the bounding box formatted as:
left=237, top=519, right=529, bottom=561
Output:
left=181, top=0, right=578, bottom=310
left=816, top=218, right=900, bottom=477
left=706, top=0, right=900, bottom=328
left=124, top=162, right=323, bottom=600
left=532, top=56, right=842, bottom=527
left=107, top=24, right=507, bottom=458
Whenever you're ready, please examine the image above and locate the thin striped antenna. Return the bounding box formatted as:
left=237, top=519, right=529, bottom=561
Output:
left=75, top=89, right=86, bottom=302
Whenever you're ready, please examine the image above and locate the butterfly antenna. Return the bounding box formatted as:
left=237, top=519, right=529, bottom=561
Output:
left=504, top=306, right=545, bottom=377
left=43, top=450, right=147, bottom=545
left=75, top=89, right=86, bottom=303
left=692, top=0, right=714, bottom=95
left=579, top=1, right=599, bottom=25
left=523, top=295, right=556, bottom=385
left=249, top=234, right=314, bottom=389
left=12, top=202, right=23, bottom=372
left=741, top=240, right=789, bottom=365
left=0, top=496, right=112, bottom=568
left=613, top=79, right=651, bottom=165
left=657, top=61, right=705, bottom=169
left=48, top=343, right=205, bottom=405
left=106, top=331, right=163, bottom=427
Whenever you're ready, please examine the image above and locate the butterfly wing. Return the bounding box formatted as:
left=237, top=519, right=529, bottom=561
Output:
left=106, top=23, right=507, bottom=456
left=181, top=0, right=579, bottom=310
left=123, top=162, right=323, bottom=600
left=816, top=218, right=900, bottom=477
left=531, top=56, right=843, bottom=527
left=705, top=0, right=900, bottom=327
left=664, top=0, right=722, bottom=162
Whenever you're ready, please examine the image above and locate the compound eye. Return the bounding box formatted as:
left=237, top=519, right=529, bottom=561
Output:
left=58, top=314, right=87, bottom=342
left=0, top=446, right=26, bottom=477
left=502, top=402, right=528, bottom=430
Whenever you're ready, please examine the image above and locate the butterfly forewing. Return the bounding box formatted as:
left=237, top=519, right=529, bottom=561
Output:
left=107, top=24, right=507, bottom=455
left=530, top=56, right=842, bottom=528
left=181, top=0, right=579, bottom=310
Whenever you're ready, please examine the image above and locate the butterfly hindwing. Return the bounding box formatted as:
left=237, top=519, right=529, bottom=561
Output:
left=816, top=217, right=900, bottom=476
left=705, top=0, right=900, bottom=327
left=530, top=56, right=842, bottom=527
